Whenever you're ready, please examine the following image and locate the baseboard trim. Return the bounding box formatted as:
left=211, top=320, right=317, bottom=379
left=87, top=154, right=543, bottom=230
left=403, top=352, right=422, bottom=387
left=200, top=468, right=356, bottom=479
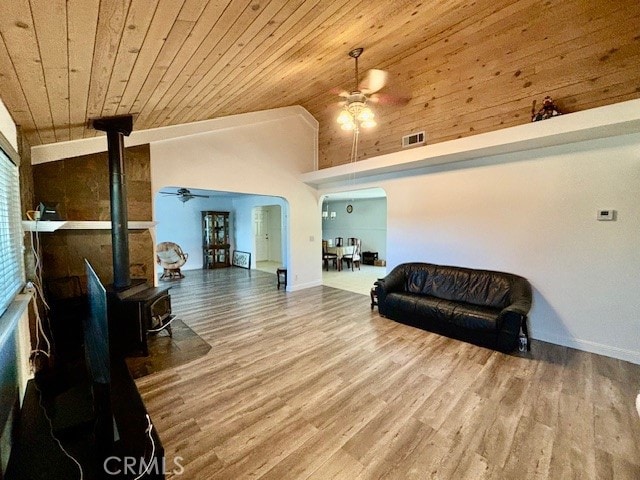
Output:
left=533, top=330, right=640, bottom=365
left=287, top=279, right=322, bottom=292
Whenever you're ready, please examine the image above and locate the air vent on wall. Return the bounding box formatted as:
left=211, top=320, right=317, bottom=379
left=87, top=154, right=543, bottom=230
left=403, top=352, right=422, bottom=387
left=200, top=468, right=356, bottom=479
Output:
left=402, top=131, right=425, bottom=148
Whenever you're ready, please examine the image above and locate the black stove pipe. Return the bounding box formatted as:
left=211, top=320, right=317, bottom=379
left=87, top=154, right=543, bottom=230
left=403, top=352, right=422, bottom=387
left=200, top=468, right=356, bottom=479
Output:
left=92, top=115, right=134, bottom=290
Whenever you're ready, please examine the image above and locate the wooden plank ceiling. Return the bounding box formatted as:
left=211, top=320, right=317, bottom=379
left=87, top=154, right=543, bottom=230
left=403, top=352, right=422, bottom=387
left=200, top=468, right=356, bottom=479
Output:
left=0, top=0, right=639, bottom=168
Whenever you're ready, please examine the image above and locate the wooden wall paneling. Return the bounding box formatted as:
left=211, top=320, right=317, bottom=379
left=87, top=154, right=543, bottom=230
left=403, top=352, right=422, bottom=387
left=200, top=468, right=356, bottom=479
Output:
left=317, top=0, right=640, bottom=167
left=328, top=2, right=602, bottom=162
left=125, top=0, right=211, bottom=124
left=431, top=3, right=634, bottom=85
left=142, top=3, right=280, bottom=124
left=226, top=0, right=435, bottom=109
left=145, top=0, right=313, bottom=128
left=40, top=230, right=154, bottom=285
left=0, top=0, right=639, bottom=151
left=67, top=0, right=100, bottom=140
left=115, top=0, right=186, bottom=115
left=126, top=19, right=198, bottom=126
left=177, top=0, right=211, bottom=22
left=161, top=0, right=288, bottom=127
left=99, top=0, right=158, bottom=118
left=138, top=0, right=270, bottom=128
left=182, top=0, right=410, bottom=120
left=182, top=0, right=354, bottom=123
left=218, top=0, right=503, bottom=115
left=210, top=0, right=501, bottom=125
left=197, top=0, right=399, bottom=120
left=0, top=37, right=39, bottom=144
left=133, top=0, right=236, bottom=128
left=169, top=0, right=311, bottom=125
left=30, top=0, right=69, bottom=142
left=141, top=0, right=256, bottom=129
left=34, top=144, right=154, bottom=285
left=85, top=0, right=129, bottom=133
left=0, top=0, right=55, bottom=144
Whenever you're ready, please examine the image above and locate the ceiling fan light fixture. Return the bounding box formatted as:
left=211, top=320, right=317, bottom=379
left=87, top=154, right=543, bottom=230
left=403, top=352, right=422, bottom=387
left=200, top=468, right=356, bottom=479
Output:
left=337, top=110, right=352, bottom=125
left=338, top=101, right=375, bottom=131
left=340, top=120, right=356, bottom=131
left=356, top=106, right=374, bottom=122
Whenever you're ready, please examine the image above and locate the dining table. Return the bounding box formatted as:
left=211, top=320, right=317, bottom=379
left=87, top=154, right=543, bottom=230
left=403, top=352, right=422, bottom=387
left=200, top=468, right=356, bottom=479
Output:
left=326, top=245, right=354, bottom=271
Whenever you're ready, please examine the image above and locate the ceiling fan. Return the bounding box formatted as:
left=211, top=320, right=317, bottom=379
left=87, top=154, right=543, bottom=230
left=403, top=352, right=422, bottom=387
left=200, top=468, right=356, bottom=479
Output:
left=160, top=187, right=209, bottom=203
left=336, top=47, right=409, bottom=132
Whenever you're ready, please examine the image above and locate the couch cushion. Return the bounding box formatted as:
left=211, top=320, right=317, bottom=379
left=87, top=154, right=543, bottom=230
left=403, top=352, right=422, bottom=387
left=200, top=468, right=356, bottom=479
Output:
left=464, top=272, right=512, bottom=309
left=413, top=295, right=500, bottom=331
left=404, top=263, right=514, bottom=309
left=384, top=292, right=418, bottom=315
left=405, top=264, right=436, bottom=294
left=430, top=266, right=470, bottom=302
left=414, top=296, right=452, bottom=323
left=451, top=302, right=501, bottom=331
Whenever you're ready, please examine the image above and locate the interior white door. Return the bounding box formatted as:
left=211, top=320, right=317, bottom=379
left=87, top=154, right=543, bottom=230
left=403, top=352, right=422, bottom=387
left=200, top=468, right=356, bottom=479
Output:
left=254, top=208, right=269, bottom=261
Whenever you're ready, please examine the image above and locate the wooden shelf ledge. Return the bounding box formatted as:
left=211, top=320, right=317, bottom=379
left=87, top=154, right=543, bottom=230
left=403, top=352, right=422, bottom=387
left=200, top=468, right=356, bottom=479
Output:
left=301, top=99, right=640, bottom=188
left=22, top=220, right=157, bottom=232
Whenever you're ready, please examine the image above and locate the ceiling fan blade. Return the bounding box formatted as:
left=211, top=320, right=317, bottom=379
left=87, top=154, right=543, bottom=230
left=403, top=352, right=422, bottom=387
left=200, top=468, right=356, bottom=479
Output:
left=160, top=192, right=178, bottom=196
left=359, top=69, right=388, bottom=94
left=329, top=86, right=350, bottom=98
left=191, top=194, right=210, bottom=198
left=369, top=91, right=411, bottom=106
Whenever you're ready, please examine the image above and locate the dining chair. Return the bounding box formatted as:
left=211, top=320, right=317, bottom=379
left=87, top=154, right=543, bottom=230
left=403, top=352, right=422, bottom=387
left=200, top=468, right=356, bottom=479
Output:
left=335, top=237, right=343, bottom=247
left=341, top=239, right=361, bottom=271
left=322, top=240, right=338, bottom=271
left=347, top=237, right=358, bottom=246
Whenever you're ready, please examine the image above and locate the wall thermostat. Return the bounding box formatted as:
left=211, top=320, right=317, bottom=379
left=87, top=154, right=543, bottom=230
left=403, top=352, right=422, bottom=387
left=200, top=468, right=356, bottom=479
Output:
left=597, top=209, right=616, bottom=221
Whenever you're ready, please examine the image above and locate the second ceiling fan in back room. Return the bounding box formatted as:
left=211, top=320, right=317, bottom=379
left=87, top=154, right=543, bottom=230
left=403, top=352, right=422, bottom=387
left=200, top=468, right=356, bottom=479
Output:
left=159, top=188, right=209, bottom=203
left=334, top=47, right=410, bottom=163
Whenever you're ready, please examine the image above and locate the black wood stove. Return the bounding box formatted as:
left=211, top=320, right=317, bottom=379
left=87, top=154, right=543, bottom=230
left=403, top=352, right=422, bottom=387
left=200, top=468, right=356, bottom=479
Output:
left=93, top=115, right=173, bottom=357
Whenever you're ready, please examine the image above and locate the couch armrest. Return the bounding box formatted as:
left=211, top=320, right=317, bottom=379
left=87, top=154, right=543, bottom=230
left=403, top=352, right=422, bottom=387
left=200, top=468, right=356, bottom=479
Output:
left=376, top=266, right=407, bottom=316
left=376, top=266, right=405, bottom=295
left=501, top=300, right=530, bottom=318
left=496, top=292, right=532, bottom=351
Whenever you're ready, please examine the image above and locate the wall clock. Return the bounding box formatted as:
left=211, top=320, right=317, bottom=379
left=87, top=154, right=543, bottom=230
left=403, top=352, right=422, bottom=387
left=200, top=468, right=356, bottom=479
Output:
left=346, top=204, right=353, bottom=214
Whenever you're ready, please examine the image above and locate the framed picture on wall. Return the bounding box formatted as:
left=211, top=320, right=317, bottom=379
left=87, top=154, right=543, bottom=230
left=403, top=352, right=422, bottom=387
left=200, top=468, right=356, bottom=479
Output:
left=232, top=250, right=251, bottom=269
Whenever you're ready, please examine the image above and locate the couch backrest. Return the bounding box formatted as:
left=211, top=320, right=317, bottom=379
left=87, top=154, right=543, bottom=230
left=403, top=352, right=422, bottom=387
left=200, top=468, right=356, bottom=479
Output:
left=403, top=263, right=520, bottom=309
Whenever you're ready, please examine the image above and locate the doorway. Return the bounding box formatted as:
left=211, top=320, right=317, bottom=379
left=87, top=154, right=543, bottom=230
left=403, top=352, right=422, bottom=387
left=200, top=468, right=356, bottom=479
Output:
left=320, top=188, right=388, bottom=295
left=253, top=205, right=283, bottom=272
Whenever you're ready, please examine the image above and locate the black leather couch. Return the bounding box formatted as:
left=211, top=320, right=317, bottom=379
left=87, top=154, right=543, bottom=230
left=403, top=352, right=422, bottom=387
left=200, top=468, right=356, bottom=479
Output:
left=376, top=262, right=532, bottom=352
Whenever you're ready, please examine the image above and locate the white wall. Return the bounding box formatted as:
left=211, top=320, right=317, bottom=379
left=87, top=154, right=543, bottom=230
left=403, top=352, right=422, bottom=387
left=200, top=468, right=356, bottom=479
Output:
left=155, top=192, right=288, bottom=272
left=150, top=111, right=320, bottom=291
left=322, top=197, right=387, bottom=259
left=373, top=133, right=640, bottom=363
left=154, top=194, right=235, bottom=272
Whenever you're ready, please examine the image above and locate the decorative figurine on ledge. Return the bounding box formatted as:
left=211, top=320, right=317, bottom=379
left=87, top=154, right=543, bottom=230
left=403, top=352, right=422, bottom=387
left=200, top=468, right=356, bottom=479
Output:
left=531, top=96, right=562, bottom=122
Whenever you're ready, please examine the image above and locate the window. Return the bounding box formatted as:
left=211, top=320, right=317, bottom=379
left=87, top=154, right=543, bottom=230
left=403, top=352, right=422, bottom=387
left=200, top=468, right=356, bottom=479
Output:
left=0, top=146, right=23, bottom=317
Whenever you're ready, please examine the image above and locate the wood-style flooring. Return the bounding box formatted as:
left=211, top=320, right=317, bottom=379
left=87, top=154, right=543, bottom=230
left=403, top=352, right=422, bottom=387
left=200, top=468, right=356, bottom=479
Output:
left=134, top=268, right=640, bottom=479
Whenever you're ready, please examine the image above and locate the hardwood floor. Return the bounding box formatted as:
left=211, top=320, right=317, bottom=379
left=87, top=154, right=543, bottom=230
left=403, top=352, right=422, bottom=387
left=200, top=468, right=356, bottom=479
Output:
left=135, top=268, right=640, bottom=479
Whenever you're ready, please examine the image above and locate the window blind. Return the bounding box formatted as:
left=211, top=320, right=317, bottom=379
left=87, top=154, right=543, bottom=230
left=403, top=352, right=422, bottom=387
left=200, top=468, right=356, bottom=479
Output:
left=0, top=147, right=23, bottom=317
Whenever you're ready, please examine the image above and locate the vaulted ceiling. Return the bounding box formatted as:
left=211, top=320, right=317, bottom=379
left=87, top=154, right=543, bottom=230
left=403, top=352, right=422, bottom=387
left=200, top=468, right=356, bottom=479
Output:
left=1, top=0, right=639, bottom=169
